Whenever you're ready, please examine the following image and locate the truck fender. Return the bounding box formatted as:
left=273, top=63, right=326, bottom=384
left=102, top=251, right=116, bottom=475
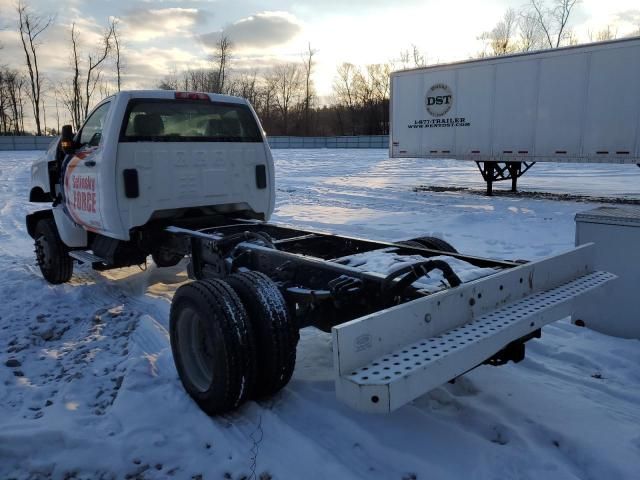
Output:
left=26, top=208, right=88, bottom=248
left=29, top=186, right=53, bottom=203
left=52, top=206, right=88, bottom=248
left=26, top=209, right=53, bottom=239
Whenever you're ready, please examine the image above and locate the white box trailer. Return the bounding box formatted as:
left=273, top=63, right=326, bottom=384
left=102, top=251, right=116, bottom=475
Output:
left=390, top=37, right=640, bottom=194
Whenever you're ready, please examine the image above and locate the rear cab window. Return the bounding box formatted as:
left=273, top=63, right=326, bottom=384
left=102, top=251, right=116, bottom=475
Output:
left=120, top=99, right=263, bottom=143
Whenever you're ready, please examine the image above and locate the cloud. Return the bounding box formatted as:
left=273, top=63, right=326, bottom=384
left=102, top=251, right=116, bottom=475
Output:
left=121, top=7, right=208, bottom=42
left=125, top=46, right=205, bottom=77
left=614, top=9, right=640, bottom=26
left=201, top=11, right=301, bottom=50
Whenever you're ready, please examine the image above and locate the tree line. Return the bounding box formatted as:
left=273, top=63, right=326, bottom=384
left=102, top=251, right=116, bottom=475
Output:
left=477, top=0, right=625, bottom=56
left=158, top=40, right=394, bottom=136
left=2, top=0, right=638, bottom=137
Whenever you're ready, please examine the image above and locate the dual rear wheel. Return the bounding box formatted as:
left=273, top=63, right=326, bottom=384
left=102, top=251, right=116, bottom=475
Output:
left=169, top=271, right=298, bottom=414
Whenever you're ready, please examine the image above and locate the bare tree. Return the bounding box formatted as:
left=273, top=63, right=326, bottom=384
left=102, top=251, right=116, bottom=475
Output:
left=158, top=68, right=179, bottom=90
left=397, top=49, right=411, bottom=70
left=228, top=71, right=260, bottom=107
left=333, top=62, right=358, bottom=134
left=397, top=44, right=427, bottom=69
left=518, top=11, right=545, bottom=51
left=333, top=63, right=358, bottom=113
left=411, top=44, right=427, bottom=67
left=60, top=22, right=112, bottom=130
left=330, top=62, right=392, bottom=136
left=60, top=23, right=82, bottom=130
left=302, top=42, right=317, bottom=135
left=0, top=68, right=27, bottom=134
left=212, top=35, right=233, bottom=93
left=588, top=25, right=617, bottom=42
left=353, top=65, right=391, bottom=134
left=0, top=70, right=7, bottom=133
left=529, top=0, right=581, bottom=48
left=84, top=25, right=112, bottom=118
left=271, top=63, right=303, bottom=135
left=480, top=8, right=518, bottom=56
left=17, top=1, right=53, bottom=135
left=256, top=75, right=276, bottom=131
left=110, top=18, right=123, bottom=91
left=53, top=90, right=60, bottom=133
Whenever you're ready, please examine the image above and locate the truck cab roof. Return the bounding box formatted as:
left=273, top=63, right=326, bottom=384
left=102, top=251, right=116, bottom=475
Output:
left=102, top=90, right=251, bottom=106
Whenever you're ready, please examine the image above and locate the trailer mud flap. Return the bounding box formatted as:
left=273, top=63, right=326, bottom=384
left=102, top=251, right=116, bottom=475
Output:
left=332, top=244, right=615, bottom=413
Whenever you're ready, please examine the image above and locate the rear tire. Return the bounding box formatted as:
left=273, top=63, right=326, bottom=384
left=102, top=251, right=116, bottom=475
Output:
left=34, top=218, right=73, bottom=284
left=170, top=279, right=256, bottom=415
left=226, top=271, right=299, bottom=399
left=405, top=236, right=458, bottom=254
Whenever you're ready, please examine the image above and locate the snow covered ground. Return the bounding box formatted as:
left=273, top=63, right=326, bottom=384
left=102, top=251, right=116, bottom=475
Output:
left=1, top=149, right=639, bottom=479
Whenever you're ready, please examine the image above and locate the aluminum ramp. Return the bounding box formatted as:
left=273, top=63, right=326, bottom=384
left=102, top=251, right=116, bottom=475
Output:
left=332, top=244, right=615, bottom=413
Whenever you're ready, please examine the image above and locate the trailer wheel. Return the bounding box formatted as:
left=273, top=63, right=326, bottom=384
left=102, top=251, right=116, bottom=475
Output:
left=170, top=279, right=256, bottom=415
left=34, top=218, right=73, bottom=284
left=407, top=236, right=458, bottom=254
left=226, top=271, right=299, bottom=399
left=152, top=249, right=183, bottom=268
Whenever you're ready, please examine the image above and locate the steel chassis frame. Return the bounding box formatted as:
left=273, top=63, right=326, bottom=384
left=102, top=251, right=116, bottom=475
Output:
left=162, top=220, right=614, bottom=413
left=167, top=221, right=520, bottom=331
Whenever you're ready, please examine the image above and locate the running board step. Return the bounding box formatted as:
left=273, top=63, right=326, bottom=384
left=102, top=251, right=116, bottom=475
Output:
left=69, top=250, right=108, bottom=265
left=333, top=257, right=615, bottom=413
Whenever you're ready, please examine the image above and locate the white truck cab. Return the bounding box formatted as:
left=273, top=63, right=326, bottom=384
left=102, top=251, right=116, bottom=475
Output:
left=27, top=90, right=275, bottom=281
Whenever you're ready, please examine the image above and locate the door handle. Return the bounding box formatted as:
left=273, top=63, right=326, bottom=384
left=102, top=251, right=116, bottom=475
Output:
left=84, top=160, right=96, bottom=167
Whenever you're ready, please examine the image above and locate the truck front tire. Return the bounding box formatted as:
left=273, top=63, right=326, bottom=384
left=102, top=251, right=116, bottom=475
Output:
left=170, top=279, right=256, bottom=415
left=152, top=249, right=183, bottom=268
left=34, top=218, right=73, bottom=284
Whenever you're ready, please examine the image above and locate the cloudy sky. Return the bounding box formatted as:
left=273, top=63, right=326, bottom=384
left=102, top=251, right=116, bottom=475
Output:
left=1, top=0, right=639, bottom=126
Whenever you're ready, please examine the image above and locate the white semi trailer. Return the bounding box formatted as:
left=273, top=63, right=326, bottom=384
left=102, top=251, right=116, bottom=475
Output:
left=390, top=37, right=640, bottom=194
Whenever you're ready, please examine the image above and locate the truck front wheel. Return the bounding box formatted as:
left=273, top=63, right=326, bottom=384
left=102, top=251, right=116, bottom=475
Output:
left=170, top=279, right=257, bottom=415
left=34, top=218, right=73, bottom=284
left=152, top=249, right=183, bottom=268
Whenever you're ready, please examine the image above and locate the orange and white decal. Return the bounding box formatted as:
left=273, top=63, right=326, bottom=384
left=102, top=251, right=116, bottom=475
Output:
left=64, top=149, right=103, bottom=231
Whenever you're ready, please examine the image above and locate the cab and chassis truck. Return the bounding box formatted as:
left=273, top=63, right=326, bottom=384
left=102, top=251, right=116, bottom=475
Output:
left=26, top=90, right=613, bottom=414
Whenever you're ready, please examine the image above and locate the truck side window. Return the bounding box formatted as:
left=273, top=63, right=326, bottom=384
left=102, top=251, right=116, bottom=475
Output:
left=79, top=102, right=111, bottom=147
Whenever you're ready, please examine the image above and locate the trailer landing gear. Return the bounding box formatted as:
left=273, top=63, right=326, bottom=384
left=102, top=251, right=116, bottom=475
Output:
left=476, top=161, right=536, bottom=196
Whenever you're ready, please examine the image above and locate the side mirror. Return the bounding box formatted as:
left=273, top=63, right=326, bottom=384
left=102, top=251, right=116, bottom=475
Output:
left=60, top=125, right=75, bottom=155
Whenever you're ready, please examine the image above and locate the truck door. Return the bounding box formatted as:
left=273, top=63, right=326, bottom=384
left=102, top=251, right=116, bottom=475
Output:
left=63, top=101, right=111, bottom=231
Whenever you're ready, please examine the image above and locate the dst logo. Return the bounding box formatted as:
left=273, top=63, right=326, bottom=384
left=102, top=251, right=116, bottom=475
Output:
left=425, top=83, right=453, bottom=117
